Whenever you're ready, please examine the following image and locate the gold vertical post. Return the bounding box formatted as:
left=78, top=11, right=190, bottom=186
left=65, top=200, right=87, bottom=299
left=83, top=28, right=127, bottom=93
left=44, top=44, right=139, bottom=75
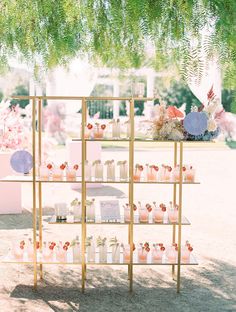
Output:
left=84, top=102, right=87, bottom=281
left=177, top=142, right=183, bottom=293
left=32, top=97, right=37, bottom=289
left=128, top=98, right=134, bottom=292
left=172, top=141, right=178, bottom=279
left=81, top=98, right=86, bottom=293
left=38, top=98, right=43, bottom=279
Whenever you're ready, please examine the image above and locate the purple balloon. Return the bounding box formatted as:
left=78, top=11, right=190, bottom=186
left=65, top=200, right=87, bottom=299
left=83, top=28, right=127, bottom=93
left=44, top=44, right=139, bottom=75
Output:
left=10, top=150, right=33, bottom=174
left=183, top=112, right=208, bottom=136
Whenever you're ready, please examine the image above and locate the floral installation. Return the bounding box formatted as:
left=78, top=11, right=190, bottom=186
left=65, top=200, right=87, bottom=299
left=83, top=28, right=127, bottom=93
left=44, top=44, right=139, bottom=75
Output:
left=0, top=100, right=30, bottom=151
left=151, top=85, right=227, bottom=141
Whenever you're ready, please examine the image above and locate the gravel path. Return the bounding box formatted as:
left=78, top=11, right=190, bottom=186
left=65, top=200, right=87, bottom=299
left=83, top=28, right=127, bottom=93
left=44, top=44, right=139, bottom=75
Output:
left=0, top=145, right=236, bottom=312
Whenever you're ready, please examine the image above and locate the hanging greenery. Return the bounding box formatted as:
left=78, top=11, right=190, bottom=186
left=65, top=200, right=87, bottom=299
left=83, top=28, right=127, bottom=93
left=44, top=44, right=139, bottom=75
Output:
left=0, top=0, right=235, bottom=87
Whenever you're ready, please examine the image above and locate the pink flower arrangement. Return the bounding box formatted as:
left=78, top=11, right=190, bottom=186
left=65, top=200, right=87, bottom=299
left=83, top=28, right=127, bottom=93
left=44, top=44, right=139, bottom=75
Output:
left=0, top=100, right=29, bottom=151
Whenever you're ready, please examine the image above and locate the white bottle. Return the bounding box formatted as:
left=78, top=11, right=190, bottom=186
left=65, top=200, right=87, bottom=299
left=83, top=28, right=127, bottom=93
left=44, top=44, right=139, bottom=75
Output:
left=73, top=236, right=81, bottom=263
left=105, top=160, right=115, bottom=181
left=99, top=245, right=107, bottom=263
left=112, top=119, right=121, bottom=138
left=85, top=160, right=92, bottom=181
left=93, top=160, right=103, bottom=181
left=118, top=161, right=128, bottom=181
left=86, top=198, right=95, bottom=222
left=112, top=244, right=120, bottom=263
left=73, top=200, right=81, bottom=222
left=86, top=237, right=95, bottom=262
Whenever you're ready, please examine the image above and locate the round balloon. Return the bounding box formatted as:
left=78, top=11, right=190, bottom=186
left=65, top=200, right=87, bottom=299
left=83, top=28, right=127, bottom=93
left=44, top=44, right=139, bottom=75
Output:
left=10, top=150, right=33, bottom=174
left=183, top=112, right=208, bottom=136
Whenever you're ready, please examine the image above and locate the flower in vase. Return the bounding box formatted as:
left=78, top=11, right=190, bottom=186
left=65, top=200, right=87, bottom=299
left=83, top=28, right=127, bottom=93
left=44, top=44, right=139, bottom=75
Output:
left=71, top=198, right=80, bottom=207
left=109, top=237, right=119, bottom=247
left=85, top=236, right=93, bottom=247
left=97, top=236, right=107, bottom=247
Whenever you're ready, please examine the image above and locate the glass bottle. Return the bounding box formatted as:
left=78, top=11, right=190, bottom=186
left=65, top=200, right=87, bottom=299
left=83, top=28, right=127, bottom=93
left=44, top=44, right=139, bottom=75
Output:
left=71, top=198, right=81, bottom=222
left=86, top=198, right=95, bottom=222
left=105, top=160, right=115, bottom=181
left=110, top=237, right=120, bottom=263
left=97, top=236, right=107, bottom=263
left=118, top=161, right=128, bottom=181
left=93, top=160, right=103, bottom=181
left=85, top=160, right=92, bottom=181
left=86, top=236, right=95, bottom=262
left=72, top=236, right=81, bottom=263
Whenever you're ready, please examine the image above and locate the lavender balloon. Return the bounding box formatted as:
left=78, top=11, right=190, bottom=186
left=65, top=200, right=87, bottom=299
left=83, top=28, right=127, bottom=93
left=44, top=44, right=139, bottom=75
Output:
left=10, top=150, right=33, bottom=174
left=183, top=112, right=208, bottom=136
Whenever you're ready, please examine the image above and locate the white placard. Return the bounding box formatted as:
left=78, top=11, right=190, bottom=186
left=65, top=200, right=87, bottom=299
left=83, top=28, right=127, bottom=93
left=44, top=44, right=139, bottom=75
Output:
left=100, top=200, right=120, bottom=222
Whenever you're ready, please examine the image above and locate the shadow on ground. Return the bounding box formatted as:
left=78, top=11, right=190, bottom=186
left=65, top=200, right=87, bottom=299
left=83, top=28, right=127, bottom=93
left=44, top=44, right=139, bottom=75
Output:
left=3, top=258, right=236, bottom=312
left=0, top=209, right=33, bottom=230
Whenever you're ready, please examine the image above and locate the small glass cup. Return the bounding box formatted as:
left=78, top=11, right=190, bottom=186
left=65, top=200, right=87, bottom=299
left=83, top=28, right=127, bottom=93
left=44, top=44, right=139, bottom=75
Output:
left=93, top=124, right=104, bottom=139
left=66, top=166, right=76, bottom=181
left=152, top=245, right=164, bottom=263
left=146, top=165, right=158, bottom=181
left=133, top=167, right=142, bottom=182
left=139, top=206, right=149, bottom=223
left=123, top=244, right=131, bottom=263
left=12, top=242, right=24, bottom=260
left=39, top=165, right=50, bottom=181
left=185, top=167, right=195, bottom=182
left=172, top=166, right=180, bottom=182
left=160, top=165, right=172, bottom=181
left=181, top=246, right=190, bottom=262
left=56, top=244, right=67, bottom=262
left=52, top=166, right=63, bottom=181
left=138, top=246, right=148, bottom=263
left=124, top=204, right=130, bottom=222
left=168, top=209, right=178, bottom=223
left=42, top=242, right=53, bottom=262
left=167, top=246, right=177, bottom=263
left=153, top=208, right=164, bottom=223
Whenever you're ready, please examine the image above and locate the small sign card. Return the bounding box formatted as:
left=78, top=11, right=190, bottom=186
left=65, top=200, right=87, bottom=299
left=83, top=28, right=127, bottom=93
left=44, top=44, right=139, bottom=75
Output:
left=100, top=200, right=120, bottom=222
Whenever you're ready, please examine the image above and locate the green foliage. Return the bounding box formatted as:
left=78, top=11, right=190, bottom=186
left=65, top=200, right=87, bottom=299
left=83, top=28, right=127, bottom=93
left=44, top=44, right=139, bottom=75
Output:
left=0, top=0, right=236, bottom=88
left=0, top=90, right=3, bottom=101
left=159, top=82, right=201, bottom=114
left=222, top=89, right=236, bottom=113
left=10, top=85, right=29, bottom=108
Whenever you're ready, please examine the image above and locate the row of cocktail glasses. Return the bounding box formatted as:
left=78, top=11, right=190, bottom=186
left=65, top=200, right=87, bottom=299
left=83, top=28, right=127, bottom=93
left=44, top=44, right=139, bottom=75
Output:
left=10, top=237, right=193, bottom=263
left=39, top=161, right=195, bottom=182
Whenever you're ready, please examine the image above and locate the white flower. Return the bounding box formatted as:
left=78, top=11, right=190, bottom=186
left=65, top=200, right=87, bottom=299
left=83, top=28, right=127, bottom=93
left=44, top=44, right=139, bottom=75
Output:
left=191, top=105, right=198, bottom=112
left=169, top=129, right=184, bottom=141
left=207, top=118, right=217, bottom=132
left=204, top=98, right=222, bottom=116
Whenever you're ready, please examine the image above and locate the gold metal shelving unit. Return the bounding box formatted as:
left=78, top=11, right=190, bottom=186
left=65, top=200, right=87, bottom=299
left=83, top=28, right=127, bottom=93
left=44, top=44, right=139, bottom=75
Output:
left=0, top=95, right=200, bottom=293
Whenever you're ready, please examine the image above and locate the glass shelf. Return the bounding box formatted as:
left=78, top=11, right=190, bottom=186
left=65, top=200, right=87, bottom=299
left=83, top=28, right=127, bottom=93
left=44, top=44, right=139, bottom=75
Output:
left=72, top=138, right=215, bottom=143
left=48, top=215, right=191, bottom=225
left=0, top=175, right=200, bottom=184
left=2, top=252, right=198, bottom=266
